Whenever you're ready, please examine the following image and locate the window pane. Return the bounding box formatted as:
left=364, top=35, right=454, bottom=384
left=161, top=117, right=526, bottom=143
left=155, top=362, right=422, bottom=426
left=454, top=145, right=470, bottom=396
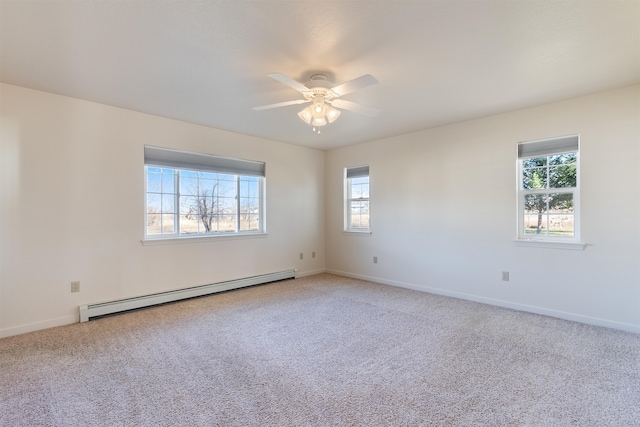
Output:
left=350, top=177, right=370, bottom=199
left=197, top=214, right=216, bottom=233
left=179, top=174, right=198, bottom=196
left=219, top=215, right=236, bottom=232
left=239, top=179, right=248, bottom=196
left=548, top=192, right=574, bottom=212
left=198, top=179, right=217, bottom=196
left=548, top=214, right=574, bottom=236
left=522, top=157, right=547, bottom=167
left=179, top=196, right=198, bottom=215
left=240, top=216, right=259, bottom=231
left=352, top=177, right=368, bottom=185
left=523, top=193, right=547, bottom=213
left=161, top=214, right=175, bottom=234
left=147, top=194, right=161, bottom=213
left=219, top=196, right=236, bottom=212
left=523, top=194, right=548, bottom=235
left=147, top=214, right=161, bottom=235
left=248, top=180, right=259, bottom=197
left=523, top=193, right=574, bottom=236
left=161, top=172, right=175, bottom=193
left=549, top=153, right=576, bottom=166
left=200, top=171, right=217, bottom=180
left=524, top=213, right=547, bottom=235
left=180, top=170, right=198, bottom=178
left=147, top=172, right=162, bottom=193
left=351, top=184, right=361, bottom=198
left=353, top=184, right=364, bottom=198
left=198, top=195, right=217, bottom=219
left=350, top=201, right=370, bottom=228
left=219, top=179, right=237, bottom=197
left=350, top=200, right=365, bottom=213
left=549, top=165, right=576, bottom=188
left=242, top=197, right=259, bottom=209
left=179, top=214, right=199, bottom=234
left=360, top=183, right=370, bottom=198
left=346, top=172, right=370, bottom=231
left=522, top=167, right=547, bottom=190
left=161, top=195, right=175, bottom=214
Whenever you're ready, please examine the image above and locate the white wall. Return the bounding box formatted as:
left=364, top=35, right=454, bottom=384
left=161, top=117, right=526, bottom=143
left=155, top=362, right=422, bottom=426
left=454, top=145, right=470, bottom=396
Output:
left=0, top=83, right=325, bottom=337
left=2, top=84, right=638, bottom=337
left=326, top=85, right=640, bottom=333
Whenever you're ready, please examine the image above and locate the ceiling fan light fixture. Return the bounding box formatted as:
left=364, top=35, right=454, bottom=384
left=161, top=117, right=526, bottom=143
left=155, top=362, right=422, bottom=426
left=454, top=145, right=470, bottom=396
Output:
left=312, top=96, right=326, bottom=116
left=326, top=105, right=341, bottom=123
left=311, top=116, right=327, bottom=127
left=299, top=102, right=332, bottom=127
left=297, top=107, right=313, bottom=124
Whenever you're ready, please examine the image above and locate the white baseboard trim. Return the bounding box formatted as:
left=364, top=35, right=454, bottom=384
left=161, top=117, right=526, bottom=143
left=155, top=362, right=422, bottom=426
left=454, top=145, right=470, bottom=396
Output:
left=0, top=314, right=78, bottom=339
left=296, top=268, right=326, bottom=278
left=326, top=269, right=640, bottom=335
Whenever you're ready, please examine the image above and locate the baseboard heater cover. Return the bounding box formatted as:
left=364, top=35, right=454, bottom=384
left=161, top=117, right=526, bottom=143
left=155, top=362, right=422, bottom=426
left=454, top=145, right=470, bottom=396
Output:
left=79, top=269, right=296, bottom=322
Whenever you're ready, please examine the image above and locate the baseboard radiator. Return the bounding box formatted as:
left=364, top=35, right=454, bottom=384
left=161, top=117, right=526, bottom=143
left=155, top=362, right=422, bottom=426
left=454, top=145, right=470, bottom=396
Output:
left=79, top=269, right=296, bottom=322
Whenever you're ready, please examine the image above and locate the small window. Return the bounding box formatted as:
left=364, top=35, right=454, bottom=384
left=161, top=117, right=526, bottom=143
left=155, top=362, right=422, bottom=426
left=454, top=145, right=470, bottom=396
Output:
left=144, top=146, right=265, bottom=239
left=517, top=135, right=579, bottom=240
left=345, top=166, right=370, bottom=232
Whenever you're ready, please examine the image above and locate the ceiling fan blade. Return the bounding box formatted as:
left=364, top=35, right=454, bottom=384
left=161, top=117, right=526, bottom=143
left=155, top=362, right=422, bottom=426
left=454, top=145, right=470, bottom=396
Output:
left=330, top=99, right=381, bottom=117
left=267, top=73, right=312, bottom=94
left=331, top=74, right=379, bottom=96
left=252, top=99, right=310, bottom=111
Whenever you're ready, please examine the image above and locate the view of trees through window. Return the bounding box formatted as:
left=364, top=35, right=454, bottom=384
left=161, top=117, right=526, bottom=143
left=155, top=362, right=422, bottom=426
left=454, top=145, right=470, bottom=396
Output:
left=521, top=153, right=577, bottom=236
left=146, top=167, right=261, bottom=237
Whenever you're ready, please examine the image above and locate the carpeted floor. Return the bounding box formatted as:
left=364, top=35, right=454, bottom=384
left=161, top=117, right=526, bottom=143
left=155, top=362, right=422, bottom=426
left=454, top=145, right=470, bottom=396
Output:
left=1, top=273, right=639, bottom=426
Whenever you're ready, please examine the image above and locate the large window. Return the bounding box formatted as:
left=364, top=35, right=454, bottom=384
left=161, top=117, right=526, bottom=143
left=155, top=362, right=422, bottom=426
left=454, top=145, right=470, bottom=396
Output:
left=517, top=135, right=579, bottom=240
left=345, top=166, right=370, bottom=232
left=144, top=146, right=265, bottom=239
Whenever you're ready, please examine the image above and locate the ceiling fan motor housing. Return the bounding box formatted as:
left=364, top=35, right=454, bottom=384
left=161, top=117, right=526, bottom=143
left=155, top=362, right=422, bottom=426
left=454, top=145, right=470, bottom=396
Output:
left=304, top=74, right=337, bottom=101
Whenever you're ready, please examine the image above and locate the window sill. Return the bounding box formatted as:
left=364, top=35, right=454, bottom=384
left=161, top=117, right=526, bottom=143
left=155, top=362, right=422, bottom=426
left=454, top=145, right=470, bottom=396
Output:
left=343, top=230, right=372, bottom=237
left=142, top=232, right=268, bottom=246
left=514, top=239, right=586, bottom=251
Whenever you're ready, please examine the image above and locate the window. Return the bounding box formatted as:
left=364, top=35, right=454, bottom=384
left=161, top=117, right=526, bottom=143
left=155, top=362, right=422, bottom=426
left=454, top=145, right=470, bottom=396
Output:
left=517, top=135, right=579, bottom=241
left=345, top=166, right=370, bottom=232
left=144, top=146, right=265, bottom=239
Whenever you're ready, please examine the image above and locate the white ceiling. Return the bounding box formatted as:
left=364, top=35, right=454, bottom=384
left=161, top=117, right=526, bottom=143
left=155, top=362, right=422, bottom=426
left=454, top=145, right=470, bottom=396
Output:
left=1, top=0, right=639, bottom=150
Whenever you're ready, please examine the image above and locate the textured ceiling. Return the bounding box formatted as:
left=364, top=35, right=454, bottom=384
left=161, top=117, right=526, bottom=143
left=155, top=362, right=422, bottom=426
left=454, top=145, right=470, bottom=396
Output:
left=1, top=0, right=639, bottom=150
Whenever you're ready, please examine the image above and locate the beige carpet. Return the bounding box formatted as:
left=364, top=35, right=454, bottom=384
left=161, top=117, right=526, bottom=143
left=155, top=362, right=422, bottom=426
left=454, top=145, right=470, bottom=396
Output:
left=1, top=273, right=639, bottom=426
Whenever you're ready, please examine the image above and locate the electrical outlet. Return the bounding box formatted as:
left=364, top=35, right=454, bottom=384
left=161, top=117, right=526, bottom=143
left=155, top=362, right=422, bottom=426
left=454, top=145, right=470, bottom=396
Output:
left=312, top=251, right=316, bottom=258
left=502, top=271, right=509, bottom=281
left=299, top=253, right=303, bottom=260
left=71, top=281, right=80, bottom=293
left=373, top=256, right=378, bottom=264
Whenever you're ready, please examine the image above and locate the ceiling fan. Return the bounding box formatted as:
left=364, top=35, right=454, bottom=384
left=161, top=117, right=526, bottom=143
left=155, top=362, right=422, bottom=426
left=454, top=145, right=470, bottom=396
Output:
left=253, top=73, right=380, bottom=132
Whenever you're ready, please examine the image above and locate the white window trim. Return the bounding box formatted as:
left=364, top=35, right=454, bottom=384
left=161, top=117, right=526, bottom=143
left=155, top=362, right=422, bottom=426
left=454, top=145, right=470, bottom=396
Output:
left=516, top=135, right=583, bottom=246
left=343, top=230, right=373, bottom=237
left=513, top=239, right=586, bottom=251
left=141, top=232, right=268, bottom=246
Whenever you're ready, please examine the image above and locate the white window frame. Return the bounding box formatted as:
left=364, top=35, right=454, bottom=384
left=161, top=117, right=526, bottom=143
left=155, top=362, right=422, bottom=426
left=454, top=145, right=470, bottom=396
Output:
left=143, top=146, right=266, bottom=242
left=516, top=135, right=581, bottom=245
left=344, top=165, right=371, bottom=233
